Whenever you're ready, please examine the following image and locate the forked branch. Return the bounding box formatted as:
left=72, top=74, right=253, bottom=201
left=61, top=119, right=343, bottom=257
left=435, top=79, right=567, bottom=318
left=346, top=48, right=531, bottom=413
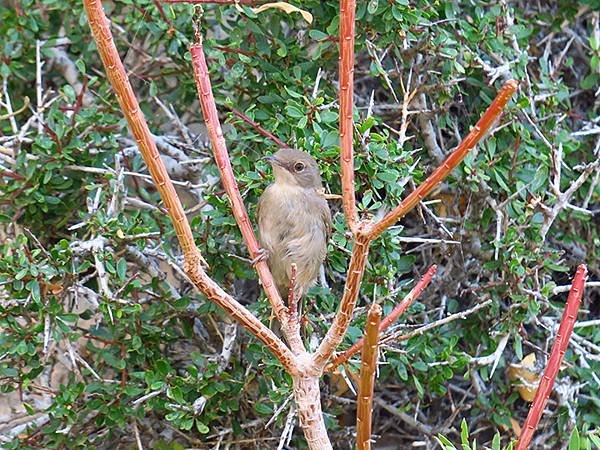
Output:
left=313, top=0, right=519, bottom=372
left=85, top=0, right=521, bottom=447
left=326, top=264, right=437, bottom=371
left=356, top=303, right=382, bottom=450
left=515, top=264, right=587, bottom=450
left=315, top=82, right=517, bottom=373
left=190, top=41, right=304, bottom=354
left=82, top=0, right=297, bottom=374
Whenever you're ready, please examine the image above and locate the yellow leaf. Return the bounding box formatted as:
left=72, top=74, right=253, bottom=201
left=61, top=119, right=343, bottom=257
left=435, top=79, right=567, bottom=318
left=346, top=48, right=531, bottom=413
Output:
left=507, top=352, right=540, bottom=402
left=252, top=2, right=313, bottom=24
left=510, top=417, right=522, bottom=436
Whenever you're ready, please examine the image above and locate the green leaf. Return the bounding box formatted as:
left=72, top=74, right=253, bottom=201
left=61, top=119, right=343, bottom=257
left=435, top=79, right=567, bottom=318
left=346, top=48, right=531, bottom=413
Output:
left=514, top=334, right=523, bottom=361
left=75, top=59, right=86, bottom=73
left=492, top=433, right=501, bottom=450
left=196, top=420, right=209, bottom=434
left=460, top=418, right=469, bottom=445
left=285, top=105, right=304, bottom=118
left=116, top=258, right=127, bottom=282
left=569, top=427, right=580, bottom=450
left=367, top=0, right=378, bottom=14
left=284, top=86, right=303, bottom=99
left=254, top=402, right=272, bottom=415
left=589, top=433, right=600, bottom=449
left=435, top=435, right=457, bottom=449
left=26, top=279, right=41, bottom=301
left=15, top=268, right=29, bottom=280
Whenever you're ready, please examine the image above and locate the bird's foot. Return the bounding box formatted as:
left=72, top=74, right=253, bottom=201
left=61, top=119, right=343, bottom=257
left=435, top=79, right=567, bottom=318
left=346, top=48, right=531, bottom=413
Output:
left=250, top=248, right=269, bottom=266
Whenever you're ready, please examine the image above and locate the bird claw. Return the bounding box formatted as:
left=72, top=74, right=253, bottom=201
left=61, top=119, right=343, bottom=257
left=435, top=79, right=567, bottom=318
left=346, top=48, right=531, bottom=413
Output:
left=250, top=248, right=269, bottom=266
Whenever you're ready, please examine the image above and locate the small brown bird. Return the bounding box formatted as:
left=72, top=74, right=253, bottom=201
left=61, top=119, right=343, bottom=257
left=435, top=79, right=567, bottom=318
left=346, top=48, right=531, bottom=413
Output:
left=257, top=148, right=332, bottom=299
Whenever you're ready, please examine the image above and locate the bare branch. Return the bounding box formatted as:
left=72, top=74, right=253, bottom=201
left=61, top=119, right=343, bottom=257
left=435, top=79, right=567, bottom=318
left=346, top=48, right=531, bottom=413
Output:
left=327, top=265, right=437, bottom=371
left=312, top=234, right=370, bottom=370
left=189, top=40, right=304, bottom=354
left=516, top=264, right=587, bottom=450
left=356, top=303, right=382, bottom=450
left=382, top=299, right=493, bottom=345
left=366, top=80, right=519, bottom=240
left=82, top=0, right=296, bottom=374
left=339, top=0, right=359, bottom=234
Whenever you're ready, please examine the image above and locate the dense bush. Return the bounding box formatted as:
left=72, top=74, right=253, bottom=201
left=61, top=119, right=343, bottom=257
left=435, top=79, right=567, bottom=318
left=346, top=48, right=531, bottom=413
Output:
left=0, top=0, right=598, bottom=448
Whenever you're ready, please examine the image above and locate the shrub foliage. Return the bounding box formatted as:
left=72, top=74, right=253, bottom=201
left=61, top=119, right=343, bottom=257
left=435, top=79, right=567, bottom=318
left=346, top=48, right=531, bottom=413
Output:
left=0, top=0, right=598, bottom=448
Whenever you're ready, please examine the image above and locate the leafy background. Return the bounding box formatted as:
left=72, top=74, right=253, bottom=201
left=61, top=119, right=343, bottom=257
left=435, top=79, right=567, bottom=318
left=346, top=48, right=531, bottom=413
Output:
left=0, top=0, right=598, bottom=448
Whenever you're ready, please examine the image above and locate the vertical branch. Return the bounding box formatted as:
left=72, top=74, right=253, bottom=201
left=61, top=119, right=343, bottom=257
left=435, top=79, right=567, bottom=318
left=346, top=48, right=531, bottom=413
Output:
left=516, top=264, right=587, bottom=450
left=356, top=303, right=382, bottom=450
left=326, top=264, right=437, bottom=371
left=339, top=0, right=359, bottom=233
left=82, top=0, right=297, bottom=374
left=293, top=376, right=333, bottom=450
left=366, top=80, right=519, bottom=240
left=190, top=42, right=304, bottom=354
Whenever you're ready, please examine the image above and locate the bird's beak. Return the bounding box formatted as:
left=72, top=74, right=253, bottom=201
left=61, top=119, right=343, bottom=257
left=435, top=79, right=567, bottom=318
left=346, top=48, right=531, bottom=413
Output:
left=263, top=155, right=279, bottom=165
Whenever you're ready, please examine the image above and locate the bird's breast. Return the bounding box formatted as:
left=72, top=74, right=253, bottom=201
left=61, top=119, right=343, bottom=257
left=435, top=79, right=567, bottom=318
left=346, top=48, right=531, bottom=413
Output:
left=258, top=184, right=328, bottom=249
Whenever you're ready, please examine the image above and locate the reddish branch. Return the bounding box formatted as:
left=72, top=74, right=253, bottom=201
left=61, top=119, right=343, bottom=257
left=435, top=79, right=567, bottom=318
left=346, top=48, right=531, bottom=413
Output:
left=326, top=264, right=437, bottom=371
left=313, top=0, right=517, bottom=372
left=162, top=0, right=264, bottom=4
left=82, top=0, right=297, bottom=374
left=339, top=0, right=359, bottom=234
left=312, top=233, right=370, bottom=370
left=189, top=41, right=304, bottom=354
left=226, top=104, right=289, bottom=148
left=516, top=264, right=587, bottom=450
left=356, top=303, right=382, bottom=450
left=85, top=0, right=519, bottom=446
left=366, top=79, right=519, bottom=240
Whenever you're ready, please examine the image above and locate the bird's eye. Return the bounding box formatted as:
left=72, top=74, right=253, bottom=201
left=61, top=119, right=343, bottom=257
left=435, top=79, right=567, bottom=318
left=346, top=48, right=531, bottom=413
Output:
left=294, top=162, right=305, bottom=172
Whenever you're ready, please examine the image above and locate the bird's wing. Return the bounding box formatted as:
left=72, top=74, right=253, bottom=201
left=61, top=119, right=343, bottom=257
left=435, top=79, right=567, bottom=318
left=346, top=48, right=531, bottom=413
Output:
left=321, top=200, right=332, bottom=242
left=256, top=185, right=274, bottom=248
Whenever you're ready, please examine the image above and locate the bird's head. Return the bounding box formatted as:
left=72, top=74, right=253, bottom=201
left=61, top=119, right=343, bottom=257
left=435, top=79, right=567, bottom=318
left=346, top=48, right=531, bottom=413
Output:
left=264, top=148, right=323, bottom=189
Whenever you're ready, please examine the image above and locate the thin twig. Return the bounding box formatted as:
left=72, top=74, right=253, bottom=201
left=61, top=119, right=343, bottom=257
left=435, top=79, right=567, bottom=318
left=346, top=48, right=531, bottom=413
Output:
left=382, top=299, right=493, bottom=344
left=339, top=0, right=359, bottom=234
left=327, top=265, right=437, bottom=371
left=36, top=40, right=44, bottom=134
left=226, top=104, right=288, bottom=148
